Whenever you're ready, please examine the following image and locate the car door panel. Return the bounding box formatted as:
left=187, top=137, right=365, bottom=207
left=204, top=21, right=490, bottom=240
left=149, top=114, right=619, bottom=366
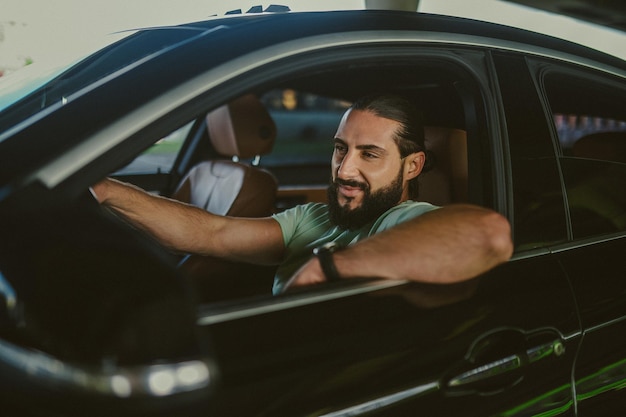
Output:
left=555, top=237, right=626, bottom=415
left=534, top=61, right=626, bottom=414
left=197, top=255, right=578, bottom=416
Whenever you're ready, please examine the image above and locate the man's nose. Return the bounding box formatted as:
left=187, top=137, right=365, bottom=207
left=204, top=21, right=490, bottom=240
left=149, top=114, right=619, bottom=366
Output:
left=337, top=151, right=360, bottom=179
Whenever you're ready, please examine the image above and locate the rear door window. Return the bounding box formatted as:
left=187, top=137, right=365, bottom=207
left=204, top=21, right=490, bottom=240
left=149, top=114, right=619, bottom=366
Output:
left=544, top=71, right=626, bottom=239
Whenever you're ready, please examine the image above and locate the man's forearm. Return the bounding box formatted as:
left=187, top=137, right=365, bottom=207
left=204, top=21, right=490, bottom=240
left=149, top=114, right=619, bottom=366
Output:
left=93, top=178, right=286, bottom=264
left=93, top=178, right=224, bottom=254
left=334, top=204, right=513, bottom=283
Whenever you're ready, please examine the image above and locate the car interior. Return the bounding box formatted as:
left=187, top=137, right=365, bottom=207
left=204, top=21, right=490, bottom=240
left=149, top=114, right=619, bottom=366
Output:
left=110, top=59, right=489, bottom=303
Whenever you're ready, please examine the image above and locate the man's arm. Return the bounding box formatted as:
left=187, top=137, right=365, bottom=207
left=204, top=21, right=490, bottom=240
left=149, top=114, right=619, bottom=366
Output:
left=285, top=204, right=513, bottom=288
left=93, top=178, right=285, bottom=265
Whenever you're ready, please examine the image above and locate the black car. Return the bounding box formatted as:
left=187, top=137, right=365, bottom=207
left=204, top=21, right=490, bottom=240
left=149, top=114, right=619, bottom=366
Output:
left=0, top=7, right=625, bottom=417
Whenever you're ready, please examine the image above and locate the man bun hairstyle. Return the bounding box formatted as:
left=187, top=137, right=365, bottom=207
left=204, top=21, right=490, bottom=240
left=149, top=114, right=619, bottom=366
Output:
left=350, top=94, right=434, bottom=199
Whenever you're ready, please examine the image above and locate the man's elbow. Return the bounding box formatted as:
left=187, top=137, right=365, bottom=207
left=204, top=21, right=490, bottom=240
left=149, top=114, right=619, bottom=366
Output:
left=482, top=210, right=514, bottom=264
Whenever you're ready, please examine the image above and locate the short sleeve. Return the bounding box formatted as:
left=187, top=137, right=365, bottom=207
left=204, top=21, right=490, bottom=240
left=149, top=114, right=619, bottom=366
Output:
left=369, top=201, right=439, bottom=235
left=272, top=202, right=329, bottom=247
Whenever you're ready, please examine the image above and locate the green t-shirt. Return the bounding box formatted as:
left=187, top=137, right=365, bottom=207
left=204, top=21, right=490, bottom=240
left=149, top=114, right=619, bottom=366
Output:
left=271, top=200, right=438, bottom=293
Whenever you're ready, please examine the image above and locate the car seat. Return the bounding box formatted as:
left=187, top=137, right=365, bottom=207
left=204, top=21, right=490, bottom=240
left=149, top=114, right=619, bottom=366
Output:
left=571, top=131, right=626, bottom=164
left=419, top=126, right=468, bottom=206
left=172, top=94, right=278, bottom=302
left=173, top=94, right=278, bottom=216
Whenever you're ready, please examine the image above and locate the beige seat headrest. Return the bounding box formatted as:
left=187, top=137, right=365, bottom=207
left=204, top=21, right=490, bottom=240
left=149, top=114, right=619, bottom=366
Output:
left=206, top=94, right=277, bottom=159
left=419, top=126, right=468, bottom=205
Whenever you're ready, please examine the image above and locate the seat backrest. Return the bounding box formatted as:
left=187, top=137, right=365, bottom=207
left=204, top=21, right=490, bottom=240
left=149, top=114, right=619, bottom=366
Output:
left=418, top=126, right=468, bottom=206
left=571, top=131, right=626, bottom=164
left=173, top=94, right=278, bottom=217
left=173, top=95, right=279, bottom=300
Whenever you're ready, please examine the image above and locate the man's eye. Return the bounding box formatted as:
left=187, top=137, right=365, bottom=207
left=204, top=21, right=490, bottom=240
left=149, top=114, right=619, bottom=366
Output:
left=362, top=151, right=377, bottom=159
left=334, top=144, right=347, bottom=153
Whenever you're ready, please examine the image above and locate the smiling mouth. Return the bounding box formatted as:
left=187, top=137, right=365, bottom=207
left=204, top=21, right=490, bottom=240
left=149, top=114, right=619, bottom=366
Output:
left=332, top=178, right=369, bottom=202
left=338, top=184, right=363, bottom=198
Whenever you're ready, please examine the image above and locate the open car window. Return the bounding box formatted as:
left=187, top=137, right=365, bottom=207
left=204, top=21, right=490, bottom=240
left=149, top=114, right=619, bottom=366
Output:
left=141, top=48, right=493, bottom=308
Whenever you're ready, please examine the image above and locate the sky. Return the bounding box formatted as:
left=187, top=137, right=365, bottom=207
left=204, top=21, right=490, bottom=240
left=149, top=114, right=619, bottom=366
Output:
left=1, top=0, right=625, bottom=76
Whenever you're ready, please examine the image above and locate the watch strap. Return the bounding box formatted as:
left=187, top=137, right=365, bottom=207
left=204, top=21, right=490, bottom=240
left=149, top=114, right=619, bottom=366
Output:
left=313, top=242, right=341, bottom=282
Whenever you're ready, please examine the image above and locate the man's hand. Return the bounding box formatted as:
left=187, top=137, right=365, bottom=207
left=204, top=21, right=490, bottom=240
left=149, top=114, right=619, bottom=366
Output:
left=283, top=257, right=327, bottom=291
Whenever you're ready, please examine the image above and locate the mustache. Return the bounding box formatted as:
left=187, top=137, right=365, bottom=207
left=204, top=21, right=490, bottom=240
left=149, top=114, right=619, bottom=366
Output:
left=333, top=178, right=369, bottom=190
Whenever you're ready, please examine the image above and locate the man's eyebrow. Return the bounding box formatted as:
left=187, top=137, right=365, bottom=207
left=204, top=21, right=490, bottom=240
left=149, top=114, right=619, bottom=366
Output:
left=333, top=138, right=388, bottom=154
left=357, top=144, right=387, bottom=154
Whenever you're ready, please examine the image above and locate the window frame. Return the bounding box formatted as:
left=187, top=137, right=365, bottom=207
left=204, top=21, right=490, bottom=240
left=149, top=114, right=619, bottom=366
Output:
left=56, top=34, right=501, bottom=314
left=173, top=44, right=496, bottom=312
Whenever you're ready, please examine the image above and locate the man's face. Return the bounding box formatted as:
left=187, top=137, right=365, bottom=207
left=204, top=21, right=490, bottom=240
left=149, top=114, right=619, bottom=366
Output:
left=327, top=109, right=412, bottom=229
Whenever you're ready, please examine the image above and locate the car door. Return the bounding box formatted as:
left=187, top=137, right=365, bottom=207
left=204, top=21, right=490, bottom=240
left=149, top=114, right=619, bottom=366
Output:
left=535, top=63, right=626, bottom=415
left=195, top=262, right=578, bottom=417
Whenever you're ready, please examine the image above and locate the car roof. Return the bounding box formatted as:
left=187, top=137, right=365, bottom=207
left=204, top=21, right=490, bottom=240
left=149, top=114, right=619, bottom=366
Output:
left=1, top=9, right=624, bottom=193
left=4, top=10, right=625, bottom=109
left=2, top=10, right=624, bottom=123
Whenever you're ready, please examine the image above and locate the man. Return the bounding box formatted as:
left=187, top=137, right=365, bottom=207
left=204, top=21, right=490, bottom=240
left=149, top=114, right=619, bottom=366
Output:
left=93, top=94, right=513, bottom=294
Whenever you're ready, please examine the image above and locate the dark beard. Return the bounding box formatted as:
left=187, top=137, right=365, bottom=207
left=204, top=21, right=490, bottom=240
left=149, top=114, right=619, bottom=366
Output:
left=327, top=169, right=404, bottom=230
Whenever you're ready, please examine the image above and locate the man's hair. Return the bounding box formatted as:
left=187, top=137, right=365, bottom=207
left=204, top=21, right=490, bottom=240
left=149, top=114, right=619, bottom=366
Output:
left=350, top=94, right=434, bottom=199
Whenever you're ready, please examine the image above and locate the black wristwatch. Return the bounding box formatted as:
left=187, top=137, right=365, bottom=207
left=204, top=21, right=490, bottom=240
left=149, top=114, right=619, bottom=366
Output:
left=313, top=242, right=342, bottom=282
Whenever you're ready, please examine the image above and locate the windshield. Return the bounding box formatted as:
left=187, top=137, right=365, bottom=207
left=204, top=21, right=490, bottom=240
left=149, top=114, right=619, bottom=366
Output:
left=0, top=64, right=67, bottom=113
left=0, top=31, right=134, bottom=113
left=0, top=26, right=212, bottom=136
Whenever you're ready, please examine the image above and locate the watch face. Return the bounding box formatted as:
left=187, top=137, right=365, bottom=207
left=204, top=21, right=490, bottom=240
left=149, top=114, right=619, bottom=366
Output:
left=322, top=242, right=339, bottom=252
left=314, top=242, right=338, bottom=255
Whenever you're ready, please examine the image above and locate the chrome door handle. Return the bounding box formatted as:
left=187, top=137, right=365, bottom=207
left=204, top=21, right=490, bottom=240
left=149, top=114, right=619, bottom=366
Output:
left=448, top=339, right=565, bottom=388
left=448, top=353, right=523, bottom=387
left=445, top=328, right=565, bottom=395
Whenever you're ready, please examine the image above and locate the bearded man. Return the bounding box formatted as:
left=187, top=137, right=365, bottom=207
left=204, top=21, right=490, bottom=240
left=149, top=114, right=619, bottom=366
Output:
left=93, top=94, right=513, bottom=293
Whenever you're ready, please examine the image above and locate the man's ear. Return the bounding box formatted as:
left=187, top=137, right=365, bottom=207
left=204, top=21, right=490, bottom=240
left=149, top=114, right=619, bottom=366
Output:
left=404, top=151, right=426, bottom=180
